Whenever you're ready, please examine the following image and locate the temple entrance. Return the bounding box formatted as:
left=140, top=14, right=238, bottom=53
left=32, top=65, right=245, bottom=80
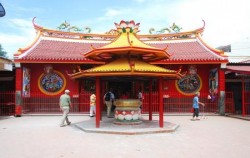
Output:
left=103, top=77, right=152, bottom=99
left=106, top=80, right=133, bottom=99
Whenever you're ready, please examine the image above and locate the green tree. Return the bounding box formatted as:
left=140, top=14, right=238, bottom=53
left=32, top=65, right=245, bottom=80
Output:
left=0, top=44, right=7, bottom=57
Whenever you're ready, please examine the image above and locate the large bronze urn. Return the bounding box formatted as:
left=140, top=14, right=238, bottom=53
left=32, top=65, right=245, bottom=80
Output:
left=113, top=99, right=142, bottom=125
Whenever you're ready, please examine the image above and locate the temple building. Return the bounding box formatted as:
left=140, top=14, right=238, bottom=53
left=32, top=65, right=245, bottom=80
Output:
left=13, top=18, right=230, bottom=126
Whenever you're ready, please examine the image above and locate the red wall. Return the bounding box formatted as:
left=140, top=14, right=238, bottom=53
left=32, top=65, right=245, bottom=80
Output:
left=22, top=63, right=79, bottom=96
left=21, top=63, right=220, bottom=98
left=163, top=64, right=219, bottom=97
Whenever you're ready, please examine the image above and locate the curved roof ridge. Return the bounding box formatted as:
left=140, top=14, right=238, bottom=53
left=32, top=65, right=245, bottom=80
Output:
left=145, top=38, right=197, bottom=44
left=138, top=20, right=206, bottom=41
left=196, top=36, right=227, bottom=61
left=32, top=17, right=117, bottom=40
left=14, top=30, right=42, bottom=57
left=197, top=34, right=226, bottom=57
left=41, top=36, right=110, bottom=44
left=15, top=37, right=42, bottom=59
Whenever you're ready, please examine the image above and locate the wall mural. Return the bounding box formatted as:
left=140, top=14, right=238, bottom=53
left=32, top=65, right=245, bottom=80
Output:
left=38, top=65, right=66, bottom=95
left=209, top=68, right=218, bottom=101
left=176, top=65, right=202, bottom=95
left=22, top=67, right=31, bottom=97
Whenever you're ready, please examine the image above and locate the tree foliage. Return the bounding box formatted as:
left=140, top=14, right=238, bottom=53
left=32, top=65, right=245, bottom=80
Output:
left=0, top=44, right=7, bottom=57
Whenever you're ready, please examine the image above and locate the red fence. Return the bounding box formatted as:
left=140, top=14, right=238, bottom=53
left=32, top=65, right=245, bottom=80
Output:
left=0, top=91, right=237, bottom=115
left=225, top=91, right=234, bottom=114
left=0, top=91, right=15, bottom=116
left=244, top=91, right=250, bottom=115
left=22, top=92, right=91, bottom=113
left=142, top=92, right=218, bottom=113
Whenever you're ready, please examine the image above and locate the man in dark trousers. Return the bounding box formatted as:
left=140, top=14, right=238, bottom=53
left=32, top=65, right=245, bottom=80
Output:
left=104, top=88, right=115, bottom=118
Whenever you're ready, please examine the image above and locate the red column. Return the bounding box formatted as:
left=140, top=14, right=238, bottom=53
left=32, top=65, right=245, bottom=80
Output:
left=159, top=77, right=164, bottom=128
left=95, top=77, right=101, bottom=128
left=242, top=77, right=245, bottom=117
left=218, top=69, right=225, bottom=91
left=100, top=80, right=106, bottom=120
left=15, top=67, right=22, bottom=116
left=149, top=80, right=152, bottom=121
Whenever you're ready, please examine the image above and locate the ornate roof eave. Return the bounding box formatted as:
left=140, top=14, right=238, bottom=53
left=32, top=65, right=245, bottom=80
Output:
left=82, top=22, right=171, bottom=62
left=32, top=17, right=44, bottom=30
left=83, top=46, right=169, bottom=62
left=68, top=71, right=184, bottom=79
left=67, top=57, right=185, bottom=79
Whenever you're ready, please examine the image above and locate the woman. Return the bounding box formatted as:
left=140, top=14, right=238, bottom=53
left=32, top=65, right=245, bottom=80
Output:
left=89, top=91, right=96, bottom=117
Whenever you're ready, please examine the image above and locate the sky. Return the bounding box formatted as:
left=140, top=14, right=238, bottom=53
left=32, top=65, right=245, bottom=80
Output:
left=0, top=0, right=250, bottom=58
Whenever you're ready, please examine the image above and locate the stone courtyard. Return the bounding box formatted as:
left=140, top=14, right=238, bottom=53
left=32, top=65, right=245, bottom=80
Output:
left=0, top=115, right=249, bottom=158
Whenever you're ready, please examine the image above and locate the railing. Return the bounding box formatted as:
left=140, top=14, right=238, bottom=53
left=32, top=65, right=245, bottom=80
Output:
left=0, top=91, right=15, bottom=116
left=22, top=92, right=91, bottom=113
left=225, top=91, right=235, bottom=114
left=0, top=91, right=236, bottom=115
left=142, top=92, right=218, bottom=113
left=244, top=91, right=250, bottom=115
left=21, top=92, right=219, bottom=114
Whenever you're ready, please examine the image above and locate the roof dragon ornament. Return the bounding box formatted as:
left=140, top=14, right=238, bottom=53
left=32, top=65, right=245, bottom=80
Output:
left=57, top=20, right=91, bottom=33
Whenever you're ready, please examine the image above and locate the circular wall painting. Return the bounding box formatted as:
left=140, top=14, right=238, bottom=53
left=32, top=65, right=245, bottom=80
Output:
left=175, top=74, right=202, bottom=95
left=38, top=71, right=66, bottom=95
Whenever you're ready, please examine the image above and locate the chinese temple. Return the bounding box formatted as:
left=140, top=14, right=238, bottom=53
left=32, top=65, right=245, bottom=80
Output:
left=13, top=18, right=228, bottom=127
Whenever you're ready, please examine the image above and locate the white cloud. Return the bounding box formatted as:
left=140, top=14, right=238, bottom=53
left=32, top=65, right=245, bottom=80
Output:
left=1, top=0, right=250, bottom=57
left=173, top=0, right=250, bottom=49
left=105, top=9, right=121, bottom=17
left=0, top=18, right=36, bottom=58
left=98, top=8, right=132, bottom=21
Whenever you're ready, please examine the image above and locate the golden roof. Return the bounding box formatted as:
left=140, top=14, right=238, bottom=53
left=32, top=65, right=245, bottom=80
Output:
left=68, top=57, right=183, bottom=79
left=83, top=20, right=170, bottom=62
left=102, top=33, right=155, bottom=49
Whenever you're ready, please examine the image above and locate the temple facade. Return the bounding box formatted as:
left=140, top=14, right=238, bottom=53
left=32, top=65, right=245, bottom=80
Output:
left=13, top=19, right=229, bottom=124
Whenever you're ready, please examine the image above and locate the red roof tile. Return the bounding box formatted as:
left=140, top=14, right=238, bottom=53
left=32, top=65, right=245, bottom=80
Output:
left=149, top=40, right=226, bottom=63
left=17, top=39, right=106, bottom=62
left=16, top=38, right=226, bottom=63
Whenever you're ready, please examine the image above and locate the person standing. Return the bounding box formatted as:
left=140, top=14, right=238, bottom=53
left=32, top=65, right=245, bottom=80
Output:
left=59, top=89, right=72, bottom=127
left=138, top=89, right=143, bottom=109
left=192, top=91, right=205, bottom=120
left=104, top=89, right=115, bottom=118
left=89, top=91, right=96, bottom=117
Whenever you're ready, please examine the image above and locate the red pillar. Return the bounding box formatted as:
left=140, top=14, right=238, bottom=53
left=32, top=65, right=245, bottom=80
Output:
left=149, top=80, right=152, bottom=121
left=95, top=77, right=101, bottom=128
left=159, top=77, right=164, bottom=128
left=242, top=77, right=245, bottom=117
left=15, top=66, right=22, bottom=116
left=100, top=81, right=106, bottom=120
